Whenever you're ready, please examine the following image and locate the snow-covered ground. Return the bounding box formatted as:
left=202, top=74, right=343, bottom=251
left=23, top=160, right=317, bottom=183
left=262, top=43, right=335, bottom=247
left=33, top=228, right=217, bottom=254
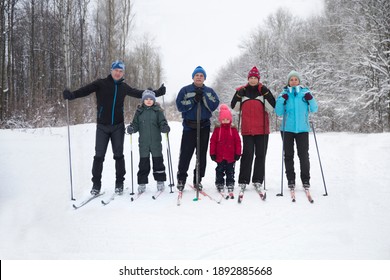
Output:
left=1, top=122, right=390, bottom=277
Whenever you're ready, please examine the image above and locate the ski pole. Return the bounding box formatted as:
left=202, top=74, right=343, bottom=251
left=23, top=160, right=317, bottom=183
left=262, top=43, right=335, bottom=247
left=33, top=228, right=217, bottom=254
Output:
left=311, top=121, right=328, bottom=196
left=162, top=95, right=175, bottom=193
left=165, top=133, right=173, bottom=191
left=66, top=100, right=75, bottom=201
left=277, top=103, right=287, bottom=197
left=166, top=133, right=175, bottom=192
left=129, top=133, right=135, bottom=195
left=194, top=100, right=202, bottom=201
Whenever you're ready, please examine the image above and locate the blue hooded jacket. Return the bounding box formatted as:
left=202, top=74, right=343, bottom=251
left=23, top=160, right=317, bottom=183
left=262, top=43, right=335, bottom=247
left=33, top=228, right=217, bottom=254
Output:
left=275, top=86, right=318, bottom=133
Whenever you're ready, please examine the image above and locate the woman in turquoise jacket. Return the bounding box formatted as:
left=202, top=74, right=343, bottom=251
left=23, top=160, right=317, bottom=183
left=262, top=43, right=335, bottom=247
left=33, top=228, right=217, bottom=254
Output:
left=275, top=71, right=318, bottom=189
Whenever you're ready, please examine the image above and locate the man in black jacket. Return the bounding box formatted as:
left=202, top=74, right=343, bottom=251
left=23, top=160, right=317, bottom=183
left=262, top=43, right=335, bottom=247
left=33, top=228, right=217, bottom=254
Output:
left=63, top=60, right=166, bottom=195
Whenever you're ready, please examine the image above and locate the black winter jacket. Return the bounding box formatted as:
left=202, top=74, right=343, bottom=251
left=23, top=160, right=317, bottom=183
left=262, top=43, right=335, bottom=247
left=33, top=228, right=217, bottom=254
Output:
left=71, top=75, right=162, bottom=125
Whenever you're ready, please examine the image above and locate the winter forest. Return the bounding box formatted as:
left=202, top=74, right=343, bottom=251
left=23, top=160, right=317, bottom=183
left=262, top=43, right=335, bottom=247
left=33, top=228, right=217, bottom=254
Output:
left=0, top=0, right=389, bottom=132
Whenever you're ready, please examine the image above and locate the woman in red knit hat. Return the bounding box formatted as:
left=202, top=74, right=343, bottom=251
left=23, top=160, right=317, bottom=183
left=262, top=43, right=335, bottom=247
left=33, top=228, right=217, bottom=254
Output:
left=209, top=104, right=242, bottom=198
left=231, top=66, right=276, bottom=198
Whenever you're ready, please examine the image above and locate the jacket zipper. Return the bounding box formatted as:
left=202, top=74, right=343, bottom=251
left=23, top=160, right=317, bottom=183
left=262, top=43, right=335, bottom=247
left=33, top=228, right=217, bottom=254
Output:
left=112, top=83, right=118, bottom=125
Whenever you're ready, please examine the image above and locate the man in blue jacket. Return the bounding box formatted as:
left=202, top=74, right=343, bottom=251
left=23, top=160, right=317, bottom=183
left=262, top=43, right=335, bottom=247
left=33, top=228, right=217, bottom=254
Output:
left=176, top=66, right=219, bottom=190
left=63, top=60, right=166, bottom=195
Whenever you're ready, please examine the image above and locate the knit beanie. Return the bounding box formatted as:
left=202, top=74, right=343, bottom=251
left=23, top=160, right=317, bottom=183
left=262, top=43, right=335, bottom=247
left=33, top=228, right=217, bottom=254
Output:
left=218, top=104, right=232, bottom=123
left=247, top=66, right=260, bottom=80
left=192, top=66, right=207, bottom=79
left=287, top=70, right=301, bottom=84
left=111, top=60, right=125, bottom=71
left=141, top=89, right=156, bottom=102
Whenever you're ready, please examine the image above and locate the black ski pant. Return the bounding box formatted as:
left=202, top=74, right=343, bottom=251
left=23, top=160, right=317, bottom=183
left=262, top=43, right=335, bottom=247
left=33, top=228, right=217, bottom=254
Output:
left=281, top=131, right=310, bottom=184
left=238, top=134, right=269, bottom=185
left=137, top=156, right=166, bottom=185
left=177, top=126, right=210, bottom=185
left=215, top=160, right=235, bottom=187
left=91, top=123, right=126, bottom=188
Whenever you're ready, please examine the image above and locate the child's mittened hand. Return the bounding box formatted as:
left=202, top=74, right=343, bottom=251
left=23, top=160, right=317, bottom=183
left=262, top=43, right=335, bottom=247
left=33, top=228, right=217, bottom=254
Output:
left=161, top=125, right=170, bottom=133
left=126, top=125, right=134, bottom=134
left=210, top=155, right=217, bottom=161
left=234, top=154, right=241, bottom=161
left=282, top=94, right=289, bottom=100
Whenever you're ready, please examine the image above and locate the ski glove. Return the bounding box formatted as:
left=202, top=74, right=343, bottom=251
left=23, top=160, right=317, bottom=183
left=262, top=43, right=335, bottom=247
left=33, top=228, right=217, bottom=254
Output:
left=210, top=155, right=217, bottom=161
left=194, top=88, right=203, bottom=103
left=160, top=124, right=170, bottom=133
left=304, top=92, right=313, bottom=101
left=126, top=124, right=134, bottom=134
left=234, top=154, right=241, bottom=161
left=156, top=83, right=166, bottom=96
left=63, top=89, right=75, bottom=100
left=282, top=94, right=289, bottom=101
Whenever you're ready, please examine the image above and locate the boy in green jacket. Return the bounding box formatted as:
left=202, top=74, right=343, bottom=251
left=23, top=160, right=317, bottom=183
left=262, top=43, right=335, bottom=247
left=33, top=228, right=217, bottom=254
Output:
left=126, top=90, right=170, bottom=193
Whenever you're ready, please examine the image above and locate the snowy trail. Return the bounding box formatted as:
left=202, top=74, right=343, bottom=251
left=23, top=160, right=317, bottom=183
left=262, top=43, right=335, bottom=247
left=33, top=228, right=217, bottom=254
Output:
left=1, top=123, right=390, bottom=260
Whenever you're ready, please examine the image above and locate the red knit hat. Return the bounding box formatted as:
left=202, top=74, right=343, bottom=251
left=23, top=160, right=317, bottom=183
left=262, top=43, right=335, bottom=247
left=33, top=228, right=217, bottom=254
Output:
left=247, top=66, right=260, bottom=80
left=218, top=104, right=232, bottom=123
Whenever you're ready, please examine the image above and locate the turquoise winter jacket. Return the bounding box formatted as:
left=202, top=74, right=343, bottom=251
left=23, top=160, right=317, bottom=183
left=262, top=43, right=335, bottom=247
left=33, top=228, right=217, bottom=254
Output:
left=275, top=86, right=318, bottom=133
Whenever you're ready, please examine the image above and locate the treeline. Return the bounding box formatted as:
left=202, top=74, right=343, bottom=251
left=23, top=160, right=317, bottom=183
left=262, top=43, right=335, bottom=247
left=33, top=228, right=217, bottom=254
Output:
left=213, top=0, right=390, bottom=132
left=0, top=0, right=165, bottom=128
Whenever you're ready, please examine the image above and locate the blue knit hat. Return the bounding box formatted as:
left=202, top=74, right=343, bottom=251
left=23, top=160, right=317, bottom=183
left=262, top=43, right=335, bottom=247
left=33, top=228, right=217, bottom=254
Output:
left=142, top=90, right=156, bottom=102
left=192, top=66, right=207, bottom=79
left=111, top=60, right=125, bottom=71
left=287, top=70, right=301, bottom=84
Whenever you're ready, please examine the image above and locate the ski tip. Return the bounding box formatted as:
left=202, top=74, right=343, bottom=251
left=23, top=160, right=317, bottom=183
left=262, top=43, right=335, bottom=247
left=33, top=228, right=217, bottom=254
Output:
left=72, top=204, right=77, bottom=209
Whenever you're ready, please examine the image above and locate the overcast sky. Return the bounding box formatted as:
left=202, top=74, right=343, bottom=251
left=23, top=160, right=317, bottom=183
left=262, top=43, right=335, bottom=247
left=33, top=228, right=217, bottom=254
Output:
left=131, top=0, right=324, bottom=101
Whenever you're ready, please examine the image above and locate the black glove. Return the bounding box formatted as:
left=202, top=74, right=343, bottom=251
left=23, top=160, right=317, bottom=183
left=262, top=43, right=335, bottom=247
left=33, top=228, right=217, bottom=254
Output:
left=234, top=154, right=241, bottom=161
left=156, top=83, right=166, bottom=96
left=304, top=92, right=313, bottom=101
left=63, top=89, right=75, bottom=100
left=194, top=88, right=203, bottom=102
left=282, top=94, right=288, bottom=101
left=126, top=124, right=134, bottom=134
left=210, top=155, right=217, bottom=161
left=160, top=124, right=170, bottom=133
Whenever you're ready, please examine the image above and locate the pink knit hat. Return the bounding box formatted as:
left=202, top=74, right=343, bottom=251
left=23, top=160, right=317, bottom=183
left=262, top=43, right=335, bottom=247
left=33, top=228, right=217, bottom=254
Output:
left=247, top=66, right=260, bottom=80
left=218, top=104, right=232, bottom=123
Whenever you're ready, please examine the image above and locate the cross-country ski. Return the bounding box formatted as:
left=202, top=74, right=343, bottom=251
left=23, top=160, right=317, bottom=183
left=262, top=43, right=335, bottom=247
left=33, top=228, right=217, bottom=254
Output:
left=73, top=192, right=105, bottom=209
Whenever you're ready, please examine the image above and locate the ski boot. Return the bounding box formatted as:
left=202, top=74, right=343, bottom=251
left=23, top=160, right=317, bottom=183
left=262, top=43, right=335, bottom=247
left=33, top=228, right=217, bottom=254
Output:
left=157, top=181, right=165, bottom=191
left=177, top=180, right=185, bottom=191
left=115, top=182, right=124, bottom=195
left=138, top=184, right=146, bottom=194
left=90, top=184, right=101, bottom=195
left=227, top=185, right=234, bottom=199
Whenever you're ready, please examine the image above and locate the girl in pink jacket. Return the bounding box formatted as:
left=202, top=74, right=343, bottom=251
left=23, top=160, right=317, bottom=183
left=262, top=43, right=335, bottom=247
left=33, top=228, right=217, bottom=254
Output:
left=210, top=104, right=242, bottom=196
